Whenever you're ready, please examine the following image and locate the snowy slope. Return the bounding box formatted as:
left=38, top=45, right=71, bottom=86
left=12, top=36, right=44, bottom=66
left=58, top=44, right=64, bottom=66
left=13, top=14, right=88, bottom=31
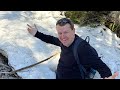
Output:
left=0, top=11, right=119, bottom=79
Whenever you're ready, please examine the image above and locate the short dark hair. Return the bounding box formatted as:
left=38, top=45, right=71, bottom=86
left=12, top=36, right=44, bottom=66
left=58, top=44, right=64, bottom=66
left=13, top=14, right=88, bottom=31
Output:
left=56, top=18, right=74, bottom=30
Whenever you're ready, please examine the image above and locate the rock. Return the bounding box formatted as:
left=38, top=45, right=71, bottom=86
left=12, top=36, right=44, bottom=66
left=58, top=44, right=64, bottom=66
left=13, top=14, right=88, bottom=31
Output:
left=0, top=53, right=21, bottom=79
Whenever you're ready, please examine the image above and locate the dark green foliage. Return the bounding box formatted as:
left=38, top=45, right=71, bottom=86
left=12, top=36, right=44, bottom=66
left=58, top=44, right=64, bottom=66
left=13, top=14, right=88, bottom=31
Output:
left=65, top=11, right=87, bottom=24
left=65, top=11, right=110, bottom=26
left=64, top=11, right=120, bottom=38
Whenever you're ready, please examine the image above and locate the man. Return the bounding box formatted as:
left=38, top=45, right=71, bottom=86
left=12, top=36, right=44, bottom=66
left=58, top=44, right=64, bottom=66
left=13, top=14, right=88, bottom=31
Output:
left=27, top=18, right=118, bottom=79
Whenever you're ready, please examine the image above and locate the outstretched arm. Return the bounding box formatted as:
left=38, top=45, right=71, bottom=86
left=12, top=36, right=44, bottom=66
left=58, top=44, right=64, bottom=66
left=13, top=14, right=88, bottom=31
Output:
left=27, top=24, right=61, bottom=46
left=77, top=42, right=112, bottom=78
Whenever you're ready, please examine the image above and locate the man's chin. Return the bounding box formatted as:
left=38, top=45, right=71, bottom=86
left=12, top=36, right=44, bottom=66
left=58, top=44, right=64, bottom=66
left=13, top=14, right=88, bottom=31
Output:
left=62, top=43, right=69, bottom=47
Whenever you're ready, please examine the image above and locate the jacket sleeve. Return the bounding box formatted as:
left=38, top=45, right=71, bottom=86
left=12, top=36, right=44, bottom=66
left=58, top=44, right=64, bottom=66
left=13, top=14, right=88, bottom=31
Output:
left=35, top=31, right=61, bottom=46
left=77, top=42, right=112, bottom=78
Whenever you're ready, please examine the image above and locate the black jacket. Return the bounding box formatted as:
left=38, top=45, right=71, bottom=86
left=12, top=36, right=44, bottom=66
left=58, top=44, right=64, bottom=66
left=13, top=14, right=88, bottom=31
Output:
left=35, top=31, right=112, bottom=79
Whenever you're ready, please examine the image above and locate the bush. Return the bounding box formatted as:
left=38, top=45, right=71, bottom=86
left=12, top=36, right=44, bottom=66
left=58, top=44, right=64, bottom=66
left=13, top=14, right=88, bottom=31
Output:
left=64, top=11, right=120, bottom=37
left=65, top=11, right=110, bottom=26
left=65, top=11, right=87, bottom=24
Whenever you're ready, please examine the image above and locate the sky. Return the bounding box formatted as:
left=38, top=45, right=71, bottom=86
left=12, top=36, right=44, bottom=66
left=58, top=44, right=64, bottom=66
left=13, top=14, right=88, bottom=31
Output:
left=0, top=11, right=120, bottom=79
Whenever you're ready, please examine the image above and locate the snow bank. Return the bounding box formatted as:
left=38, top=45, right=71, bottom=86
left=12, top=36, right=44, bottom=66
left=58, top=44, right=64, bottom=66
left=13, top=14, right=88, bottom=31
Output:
left=0, top=11, right=119, bottom=79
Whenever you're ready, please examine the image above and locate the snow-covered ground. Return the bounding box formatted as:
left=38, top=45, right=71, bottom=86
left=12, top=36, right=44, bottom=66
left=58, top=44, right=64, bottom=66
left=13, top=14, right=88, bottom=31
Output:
left=0, top=11, right=120, bottom=79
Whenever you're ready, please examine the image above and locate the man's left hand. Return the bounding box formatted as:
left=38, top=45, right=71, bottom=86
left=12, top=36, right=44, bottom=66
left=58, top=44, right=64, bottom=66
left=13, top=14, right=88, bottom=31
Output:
left=104, top=72, right=119, bottom=79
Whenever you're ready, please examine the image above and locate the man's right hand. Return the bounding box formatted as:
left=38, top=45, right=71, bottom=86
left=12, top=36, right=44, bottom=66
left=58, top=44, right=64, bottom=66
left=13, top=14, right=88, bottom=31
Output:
left=27, top=24, right=38, bottom=36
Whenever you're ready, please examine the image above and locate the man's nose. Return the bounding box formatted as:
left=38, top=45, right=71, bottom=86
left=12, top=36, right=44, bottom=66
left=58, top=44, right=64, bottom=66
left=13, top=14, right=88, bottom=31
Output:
left=61, top=33, right=65, bottom=38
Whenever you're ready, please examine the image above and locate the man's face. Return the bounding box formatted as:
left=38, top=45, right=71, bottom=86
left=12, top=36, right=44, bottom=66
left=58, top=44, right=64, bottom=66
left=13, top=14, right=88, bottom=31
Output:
left=56, top=24, right=75, bottom=47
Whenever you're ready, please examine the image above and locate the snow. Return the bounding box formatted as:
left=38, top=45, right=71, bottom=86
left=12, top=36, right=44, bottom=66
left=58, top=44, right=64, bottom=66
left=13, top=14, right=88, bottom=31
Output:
left=0, top=11, right=120, bottom=79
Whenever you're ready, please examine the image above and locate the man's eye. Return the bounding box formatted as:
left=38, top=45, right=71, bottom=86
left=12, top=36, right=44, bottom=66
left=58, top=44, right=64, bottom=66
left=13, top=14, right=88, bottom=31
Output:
left=64, top=32, right=68, bottom=34
left=58, top=33, right=62, bottom=35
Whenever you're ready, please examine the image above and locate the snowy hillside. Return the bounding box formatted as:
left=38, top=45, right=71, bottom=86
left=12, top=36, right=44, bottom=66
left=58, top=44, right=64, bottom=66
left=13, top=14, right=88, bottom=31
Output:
left=0, top=11, right=120, bottom=79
